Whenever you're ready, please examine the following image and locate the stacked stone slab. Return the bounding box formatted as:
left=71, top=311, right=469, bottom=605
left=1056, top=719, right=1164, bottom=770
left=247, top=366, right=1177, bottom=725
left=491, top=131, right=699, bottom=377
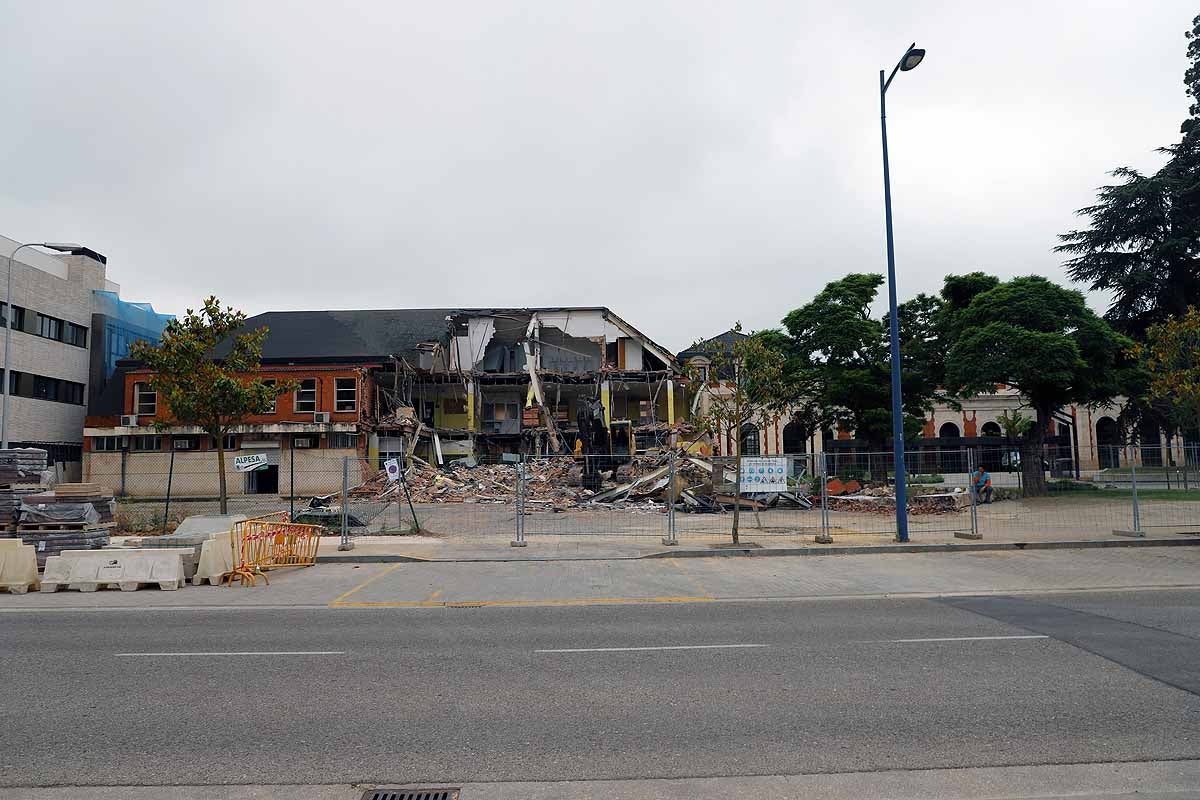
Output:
left=0, top=468, right=115, bottom=566
left=0, top=448, right=48, bottom=530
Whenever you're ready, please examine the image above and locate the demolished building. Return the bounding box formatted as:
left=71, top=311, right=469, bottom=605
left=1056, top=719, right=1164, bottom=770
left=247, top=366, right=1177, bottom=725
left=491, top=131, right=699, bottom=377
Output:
left=82, top=306, right=689, bottom=497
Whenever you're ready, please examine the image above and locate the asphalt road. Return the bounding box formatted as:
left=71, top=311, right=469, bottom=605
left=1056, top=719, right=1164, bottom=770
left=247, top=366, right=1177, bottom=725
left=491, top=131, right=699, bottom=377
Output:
left=4, top=587, right=1200, bottom=790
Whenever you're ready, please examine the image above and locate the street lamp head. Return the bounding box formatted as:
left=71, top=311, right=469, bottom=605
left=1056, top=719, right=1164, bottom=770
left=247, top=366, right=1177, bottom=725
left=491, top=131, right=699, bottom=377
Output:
left=900, top=46, right=925, bottom=71
left=37, top=242, right=85, bottom=252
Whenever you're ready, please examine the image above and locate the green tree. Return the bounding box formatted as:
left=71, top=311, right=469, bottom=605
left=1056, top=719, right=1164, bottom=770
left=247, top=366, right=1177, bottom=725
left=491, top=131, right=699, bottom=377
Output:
left=1134, top=306, right=1200, bottom=438
left=688, top=322, right=787, bottom=544
left=944, top=277, right=1133, bottom=495
left=772, top=275, right=944, bottom=473
left=129, top=297, right=293, bottom=513
left=1057, top=14, right=1200, bottom=338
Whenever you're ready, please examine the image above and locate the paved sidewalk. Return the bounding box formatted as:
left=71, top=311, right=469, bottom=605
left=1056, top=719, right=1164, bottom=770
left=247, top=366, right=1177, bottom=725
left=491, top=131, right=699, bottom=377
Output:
left=6, top=547, right=1200, bottom=611
left=316, top=532, right=1200, bottom=562
left=8, top=758, right=1200, bottom=799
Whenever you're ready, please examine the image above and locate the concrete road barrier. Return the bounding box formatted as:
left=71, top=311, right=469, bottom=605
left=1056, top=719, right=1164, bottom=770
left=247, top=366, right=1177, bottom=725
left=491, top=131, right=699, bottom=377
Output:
left=193, top=530, right=234, bottom=586
left=39, top=548, right=190, bottom=593
left=0, top=539, right=38, bottom=593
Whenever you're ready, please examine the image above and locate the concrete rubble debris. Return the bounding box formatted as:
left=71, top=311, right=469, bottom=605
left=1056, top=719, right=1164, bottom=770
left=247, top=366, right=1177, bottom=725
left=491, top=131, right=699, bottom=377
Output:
left=336, top=450, right=814, bottom=515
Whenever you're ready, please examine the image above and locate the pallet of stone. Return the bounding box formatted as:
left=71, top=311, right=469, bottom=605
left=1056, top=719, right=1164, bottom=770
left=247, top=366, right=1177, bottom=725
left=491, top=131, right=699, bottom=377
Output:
left=21, top=493, right=116, bottom=523
left=0, top=529, right=111, bottom=567
left=16, top=521, right=116, bottom=532
left=51, top=483, right=107, bottom=497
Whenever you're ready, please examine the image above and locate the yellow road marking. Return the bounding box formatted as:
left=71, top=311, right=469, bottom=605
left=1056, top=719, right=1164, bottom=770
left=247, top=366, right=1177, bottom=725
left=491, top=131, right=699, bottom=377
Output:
left=666, top=558, right=710, bottom=595
left=329, top=563, right=405, bottom=605
left=330, top=595, right=716, bottom=609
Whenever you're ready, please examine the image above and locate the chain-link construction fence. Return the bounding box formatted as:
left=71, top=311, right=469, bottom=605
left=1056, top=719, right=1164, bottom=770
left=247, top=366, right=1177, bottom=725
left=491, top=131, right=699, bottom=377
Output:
left=87, top=443, right=1198, bottom=543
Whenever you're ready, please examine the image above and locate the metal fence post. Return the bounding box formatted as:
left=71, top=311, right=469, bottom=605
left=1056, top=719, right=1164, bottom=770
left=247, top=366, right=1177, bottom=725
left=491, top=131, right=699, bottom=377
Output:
left=161, top=448, right=175, bottom=535
left=963, top=447, right=981, bottom=540
left=662, top=449, right=678, bottom=546
left=1114, top=447, right=1145, bottom=537
left=289, top=440, right=295, bottom=520
left=816, top=451, right=832, bottom=543
left=511, top=456, right=527, bottom=547
left=337, top=455, right=353, bottom=551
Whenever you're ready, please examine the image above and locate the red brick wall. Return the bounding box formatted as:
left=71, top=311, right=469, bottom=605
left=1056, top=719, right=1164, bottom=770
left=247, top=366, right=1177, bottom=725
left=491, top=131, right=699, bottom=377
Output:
left=121, top=365, right=373, bottom=425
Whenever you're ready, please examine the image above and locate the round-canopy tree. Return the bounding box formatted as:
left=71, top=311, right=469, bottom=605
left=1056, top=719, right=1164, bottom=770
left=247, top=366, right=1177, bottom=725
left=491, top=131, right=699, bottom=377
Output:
left=944, top=276, right=1133, bottom=495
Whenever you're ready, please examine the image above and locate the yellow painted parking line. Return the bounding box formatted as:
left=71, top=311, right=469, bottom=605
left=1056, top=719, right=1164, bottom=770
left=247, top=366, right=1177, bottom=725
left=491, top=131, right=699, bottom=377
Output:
left=330, top=595, right=716, bottom=609
left=329, top=563, right=405, bottom=605
left=666, top=558, right=711, bottom=595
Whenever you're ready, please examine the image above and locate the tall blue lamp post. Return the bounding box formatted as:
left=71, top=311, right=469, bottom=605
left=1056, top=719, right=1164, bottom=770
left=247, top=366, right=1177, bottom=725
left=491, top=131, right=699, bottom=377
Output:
left=879, top=43, right=925, bottom=543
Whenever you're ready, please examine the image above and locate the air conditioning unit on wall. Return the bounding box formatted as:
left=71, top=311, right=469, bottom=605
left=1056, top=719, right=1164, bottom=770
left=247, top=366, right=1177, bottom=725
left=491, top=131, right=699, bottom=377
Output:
left=313, top=411, right=331, bottom=423
left=120, top=415, right=138, bottom=427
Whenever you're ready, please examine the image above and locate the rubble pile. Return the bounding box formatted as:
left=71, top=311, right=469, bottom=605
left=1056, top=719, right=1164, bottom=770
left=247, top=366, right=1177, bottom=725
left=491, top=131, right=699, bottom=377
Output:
left=827, top=488, right=971, bottom=515
left=339, top=451, right=814, bottom=515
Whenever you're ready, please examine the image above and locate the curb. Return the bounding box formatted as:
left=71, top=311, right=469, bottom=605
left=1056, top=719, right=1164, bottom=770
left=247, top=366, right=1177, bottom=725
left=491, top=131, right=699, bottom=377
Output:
left=315, top=536, right=1200, bottom=564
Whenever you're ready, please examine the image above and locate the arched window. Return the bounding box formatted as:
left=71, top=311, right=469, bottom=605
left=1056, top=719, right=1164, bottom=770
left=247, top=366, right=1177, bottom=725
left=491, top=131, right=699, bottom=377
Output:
left=981, top=421, right=1002, bottom=437
left=740, top=423, right=760, bottom=456
left=782, top=418, right=805, bottom=455
left=939, top=422, right=960, bottom=439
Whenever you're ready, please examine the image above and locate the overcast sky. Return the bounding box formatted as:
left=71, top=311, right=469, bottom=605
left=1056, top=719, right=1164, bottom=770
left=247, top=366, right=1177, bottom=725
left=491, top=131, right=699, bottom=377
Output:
left=0, top=1, right=1193, bottom=351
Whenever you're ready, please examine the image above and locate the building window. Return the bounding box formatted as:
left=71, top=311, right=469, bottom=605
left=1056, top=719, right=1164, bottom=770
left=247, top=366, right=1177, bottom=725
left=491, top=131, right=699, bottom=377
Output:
left=92, top=436, right=125, bottom=452
left=66, top=322, right=88, bottom=348
left=134, top=382, right=157, bottom=416
left=208, top=434, right=237, bottom=451
left=131, top=435, right=161, bottom=451
left=61, top=381, right=84, bottom=405
left=172, top=436, right=200, bottom=451
left=294, top=378, right=317, bottom=413
left=292, top=435, right=316, bottom=449
left=36, top=313, right=63, bottom=341
left=1, top=304, right=25, bottom=330
left=34, top=375, right=61, bottom=401
left=335, top=377, right=357, bottom=412
left=740, top=423, right=760, bottom=456
left=262, top=379, right=277, bottom=414
left=328, top=432, right=358, bottom=449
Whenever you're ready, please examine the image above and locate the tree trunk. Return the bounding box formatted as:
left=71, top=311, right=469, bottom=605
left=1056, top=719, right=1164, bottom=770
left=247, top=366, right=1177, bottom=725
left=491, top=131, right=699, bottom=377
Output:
left=216, top=433, right=228, bottom=515
left=1021, top=407, right=1049, bottom=497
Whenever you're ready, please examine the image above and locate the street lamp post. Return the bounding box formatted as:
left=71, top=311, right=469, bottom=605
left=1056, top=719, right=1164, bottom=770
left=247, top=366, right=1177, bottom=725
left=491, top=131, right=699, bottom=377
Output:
left=2, top=242, right=84, bottom=449
left=879, top=43, right=925, bottom=543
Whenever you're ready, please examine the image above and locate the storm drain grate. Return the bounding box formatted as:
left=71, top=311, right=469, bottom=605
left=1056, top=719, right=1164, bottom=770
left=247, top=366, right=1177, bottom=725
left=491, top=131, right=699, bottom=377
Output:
left=361, top=789, right=460, bottom=800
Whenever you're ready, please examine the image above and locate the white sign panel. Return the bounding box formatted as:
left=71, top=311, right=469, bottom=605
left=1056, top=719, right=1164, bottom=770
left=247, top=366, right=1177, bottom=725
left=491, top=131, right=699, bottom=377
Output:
left=740, top=457, right=787, bottom=492
left=384, top=458, right=401, bottom=482
left=234, top=453, right=270, bottom=473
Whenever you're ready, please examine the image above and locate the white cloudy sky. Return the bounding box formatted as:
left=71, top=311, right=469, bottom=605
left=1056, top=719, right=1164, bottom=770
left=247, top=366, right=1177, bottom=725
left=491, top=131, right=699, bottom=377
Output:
left=0, top=1, right=1192, bottom=350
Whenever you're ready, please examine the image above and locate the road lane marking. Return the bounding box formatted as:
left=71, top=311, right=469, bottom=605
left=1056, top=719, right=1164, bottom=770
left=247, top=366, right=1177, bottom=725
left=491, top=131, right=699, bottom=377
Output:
left=329, top=563, right=405, bottom=605
left=858, top=635, right=1050, bottom=644
left=330, top=595, right=716, bottom=608
left=115, top=651, right=345, bottom=657
left=535, top=644, right=769, bottom=653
